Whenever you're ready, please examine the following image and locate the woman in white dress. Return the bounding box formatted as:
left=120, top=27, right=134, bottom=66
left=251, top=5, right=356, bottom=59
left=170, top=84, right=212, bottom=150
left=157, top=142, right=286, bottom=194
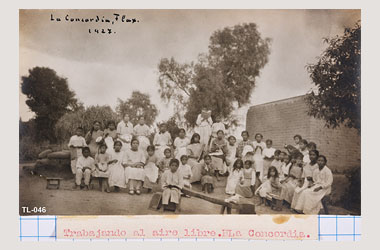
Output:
left=133, top=116, right=151, bottom=154
left=117, top=114, right=134, bottom=152
left=195, top=109, right=212, bottom=150
left=293, top=155, right=333, bottom=214
left=153, top=123, right=172, bottom=159
left=124, top=138, right=146, bottom=195
left=108, top=141, right=126, bottom=191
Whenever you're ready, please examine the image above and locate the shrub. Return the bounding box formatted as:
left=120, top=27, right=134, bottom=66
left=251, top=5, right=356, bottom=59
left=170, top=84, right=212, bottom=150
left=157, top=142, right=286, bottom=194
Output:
left=341, top=166, right=361, bottom=214
left=19, top=136, right=47, bottom=162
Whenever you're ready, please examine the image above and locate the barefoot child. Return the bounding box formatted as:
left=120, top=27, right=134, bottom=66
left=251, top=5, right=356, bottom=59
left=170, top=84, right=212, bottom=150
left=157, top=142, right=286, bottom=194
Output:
left=200, top=155, right=215, bottom=193
left=161, top=159, right=184, bottom=213
left=93, top=144, right=111, bottom=192
left=74, top=147, right=95, bottom=190
left=143, top=145, right=159, bottom=193
left=179, top=155, right=193, bottom=189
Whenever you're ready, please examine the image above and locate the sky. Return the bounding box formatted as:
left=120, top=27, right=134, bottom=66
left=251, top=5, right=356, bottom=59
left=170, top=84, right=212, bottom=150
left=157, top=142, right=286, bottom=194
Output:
left=19, top=9, right=360, bottom=124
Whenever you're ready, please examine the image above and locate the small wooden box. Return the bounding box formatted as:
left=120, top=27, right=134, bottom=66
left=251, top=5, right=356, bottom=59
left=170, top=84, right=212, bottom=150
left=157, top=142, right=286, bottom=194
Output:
left=269, top=194, right=283, bottom=211
left=46, top=177, right=63, bottom=190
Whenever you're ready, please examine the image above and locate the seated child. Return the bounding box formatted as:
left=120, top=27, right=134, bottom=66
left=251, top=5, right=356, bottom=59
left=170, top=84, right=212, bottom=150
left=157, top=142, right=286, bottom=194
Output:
left=68, top=127, right=87, bottom=175
left=179, top=155, right=193, bottom=189
left=93, top=144, right=111, bottom=192
left=255, top=166, right=282, bottom=205
left=200, top=155, right=215, bottom=193
left=225, top=159, right=244, bottom=195
left=161, top=159, right=184, bottom=213
left=74, top=147, right=95, bottom=190
left=143, top=145, right=159, bottom=193
left=226, top=160, right=256, bottom=203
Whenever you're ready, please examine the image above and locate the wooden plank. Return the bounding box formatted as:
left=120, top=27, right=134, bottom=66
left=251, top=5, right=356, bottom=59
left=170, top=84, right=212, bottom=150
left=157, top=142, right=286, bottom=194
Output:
left=182, top=187, right=238, bottom=209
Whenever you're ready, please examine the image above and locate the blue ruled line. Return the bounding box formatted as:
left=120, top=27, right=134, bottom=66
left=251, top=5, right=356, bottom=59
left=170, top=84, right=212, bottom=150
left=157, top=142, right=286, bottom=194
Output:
left=19, top=216, right=22, bottom=242
left=37, top=215, right=39, bottom=241
left=336, top=215, right=338, bottom=241
left=353, top=216, right=356, bottom=241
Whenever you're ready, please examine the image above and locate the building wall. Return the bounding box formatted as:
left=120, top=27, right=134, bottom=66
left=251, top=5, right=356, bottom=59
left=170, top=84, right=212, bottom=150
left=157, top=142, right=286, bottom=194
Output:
left=246, top=95, right=360, bottom=172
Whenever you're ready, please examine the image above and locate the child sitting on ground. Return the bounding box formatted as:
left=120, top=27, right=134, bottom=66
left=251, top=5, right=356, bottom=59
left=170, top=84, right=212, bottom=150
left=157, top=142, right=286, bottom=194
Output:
left=200, top=155, right=215, bottom=193
left=161, top=159, right=184, bottom=213
left=143, top=145, right=159, bottom=193
left=74, top=147, right=95, bottom=190
left=178, top=155, right=193, bottom=189
left=93, top=144, right=111, bottom=192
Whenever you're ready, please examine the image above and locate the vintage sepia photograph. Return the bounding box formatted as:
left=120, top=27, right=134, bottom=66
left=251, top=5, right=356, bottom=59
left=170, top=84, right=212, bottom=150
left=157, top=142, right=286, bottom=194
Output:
left=19, top=9, right=361, bottom=216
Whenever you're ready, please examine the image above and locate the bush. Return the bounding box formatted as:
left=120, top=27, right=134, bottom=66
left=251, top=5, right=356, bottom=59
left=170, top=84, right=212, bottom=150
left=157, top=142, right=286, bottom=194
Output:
left=19, top=136, right=47, bottom=162
left=341, top=166, right=361, bottom=214
left=55, top=105, right=119, bottom=143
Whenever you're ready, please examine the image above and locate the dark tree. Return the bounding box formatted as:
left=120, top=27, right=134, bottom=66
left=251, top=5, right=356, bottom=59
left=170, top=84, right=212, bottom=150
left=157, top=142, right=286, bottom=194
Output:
left=158, top=23, right=271, bottom=126
left=21, top=67, right=78, bottom=142
left=306, top=22, right=361, bottom=131
left=116, top=91, right=158, bottom=126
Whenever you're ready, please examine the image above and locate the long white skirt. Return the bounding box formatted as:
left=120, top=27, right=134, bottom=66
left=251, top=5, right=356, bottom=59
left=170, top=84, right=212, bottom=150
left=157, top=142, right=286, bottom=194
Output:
left=225, top=172, right=241, bottom=195
left=293, top=187, right=329, bottom=214
left=144, top=162, right=158, bottom=183
left=125, top=166, right=145, bottom=183
left=108, top=163, right=126, bottom=188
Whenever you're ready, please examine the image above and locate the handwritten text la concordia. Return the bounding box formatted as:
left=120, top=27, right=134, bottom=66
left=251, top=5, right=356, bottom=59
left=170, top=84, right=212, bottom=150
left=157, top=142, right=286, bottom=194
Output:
left=50, top=13, right=139, bottom=35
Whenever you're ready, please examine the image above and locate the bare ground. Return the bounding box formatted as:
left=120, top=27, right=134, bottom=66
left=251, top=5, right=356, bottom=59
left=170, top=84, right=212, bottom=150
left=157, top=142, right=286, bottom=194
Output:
left=19, top=163, right=353, bottom=216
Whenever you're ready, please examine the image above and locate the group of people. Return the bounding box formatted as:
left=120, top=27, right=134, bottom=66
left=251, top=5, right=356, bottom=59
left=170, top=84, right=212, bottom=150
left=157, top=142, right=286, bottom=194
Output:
left=67, top=109, right=333, bottom=214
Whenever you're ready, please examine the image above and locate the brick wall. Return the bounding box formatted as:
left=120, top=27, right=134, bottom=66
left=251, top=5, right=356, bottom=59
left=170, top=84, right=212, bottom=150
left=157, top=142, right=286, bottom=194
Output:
left=246, top=95, right=360, bottom=172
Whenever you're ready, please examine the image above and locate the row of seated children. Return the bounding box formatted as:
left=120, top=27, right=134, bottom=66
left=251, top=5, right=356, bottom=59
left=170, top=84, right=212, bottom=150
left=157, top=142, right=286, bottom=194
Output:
left=222, top=137, right=333, bottom=214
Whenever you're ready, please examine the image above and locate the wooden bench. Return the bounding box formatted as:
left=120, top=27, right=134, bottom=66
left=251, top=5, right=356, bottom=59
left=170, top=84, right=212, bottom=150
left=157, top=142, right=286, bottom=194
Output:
left=181, top=188, right=255, bottom=214
left=46, top=177, right=63, bottom=189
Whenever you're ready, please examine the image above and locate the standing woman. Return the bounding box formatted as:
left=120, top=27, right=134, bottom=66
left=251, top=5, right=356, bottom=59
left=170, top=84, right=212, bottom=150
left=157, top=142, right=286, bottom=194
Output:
left=124, top=138, right=146, bottom=195
left=195, top=108, right=213, bottom=151
left=117, top=114, right=134, bottom=152
left=85, top=120, right=104, bottom=157
left=133, top=116, right=151, bottom=154
left=187, top=133, right=205, bottom=183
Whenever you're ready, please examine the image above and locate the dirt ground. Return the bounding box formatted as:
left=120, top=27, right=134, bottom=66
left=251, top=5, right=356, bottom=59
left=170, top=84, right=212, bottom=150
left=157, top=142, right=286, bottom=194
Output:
left=19, top=163, right=353, bottom=216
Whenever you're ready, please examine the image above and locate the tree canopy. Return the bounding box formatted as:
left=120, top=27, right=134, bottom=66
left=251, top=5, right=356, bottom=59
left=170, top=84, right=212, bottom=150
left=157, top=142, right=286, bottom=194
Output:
left=158, top=23, right=271, bottom=126
left=21, top=67, right=79, bottom=142
left=55, top=105, right=118, bottom=143
left=116, top=91, right=158, bottom=126
left=306, top=22, right=361, bottom=131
